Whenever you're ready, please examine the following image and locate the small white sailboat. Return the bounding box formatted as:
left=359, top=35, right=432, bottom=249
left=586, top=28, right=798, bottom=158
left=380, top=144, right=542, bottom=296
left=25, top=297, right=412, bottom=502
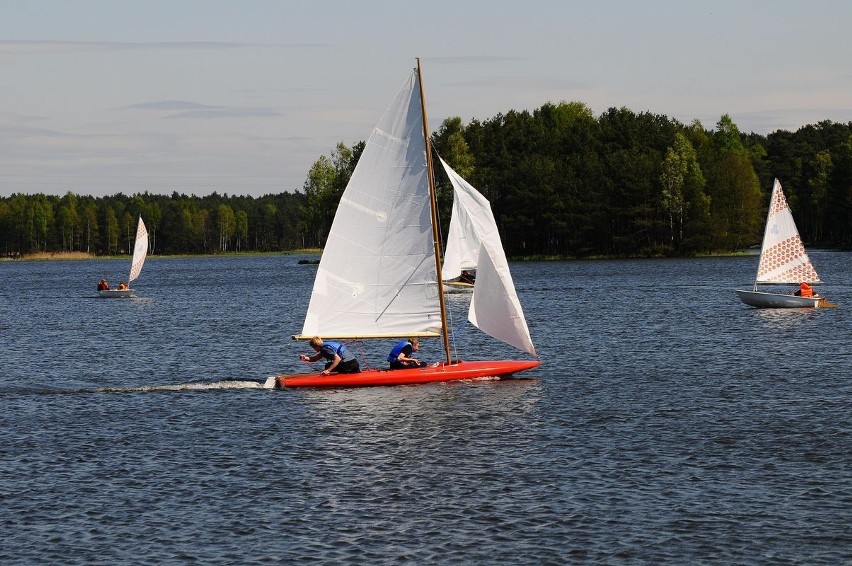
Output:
left=441, top=159, right=484, bottom=293
left=276, top=59, right=538, bottom=388
left=736, top=179, right=832, bottom=308
left=98, top=216, right=149, bottom=298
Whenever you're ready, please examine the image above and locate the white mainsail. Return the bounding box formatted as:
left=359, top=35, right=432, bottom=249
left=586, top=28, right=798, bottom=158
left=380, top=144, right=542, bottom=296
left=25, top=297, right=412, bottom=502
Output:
left=300, top=71, right=441, bottom=339
left=754, top=179, right=820, bottom=285
left=128, top=216, right=148, bottom=284
left=439, top=159, right=537, bottom=356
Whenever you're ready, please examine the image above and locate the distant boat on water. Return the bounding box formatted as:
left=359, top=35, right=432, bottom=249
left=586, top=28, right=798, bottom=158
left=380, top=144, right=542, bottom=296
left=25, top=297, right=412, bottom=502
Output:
left=736, top=179, right=835, bottom=308
left=98, top=216, right=148, bottom=298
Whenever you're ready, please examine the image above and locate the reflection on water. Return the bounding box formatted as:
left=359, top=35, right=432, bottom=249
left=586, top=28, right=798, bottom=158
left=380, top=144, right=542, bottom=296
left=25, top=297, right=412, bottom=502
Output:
left=753, top=306, right=821, bottom=328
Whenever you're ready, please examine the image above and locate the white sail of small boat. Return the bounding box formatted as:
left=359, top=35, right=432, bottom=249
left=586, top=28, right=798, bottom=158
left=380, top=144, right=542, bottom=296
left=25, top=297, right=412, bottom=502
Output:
left=736, top=179, right=830, bottom=308
left=441, top=168, right=483, bottom=293
left=278, top=59, right=538, bottom=387
left=128, top=216, right=149, bottom=284
left=98, top=216, right=148, bottom=298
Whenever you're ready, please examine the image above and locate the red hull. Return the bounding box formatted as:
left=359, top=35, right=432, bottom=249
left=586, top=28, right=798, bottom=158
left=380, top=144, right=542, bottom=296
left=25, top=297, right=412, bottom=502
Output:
left=276, top=359, right=539, bottom=389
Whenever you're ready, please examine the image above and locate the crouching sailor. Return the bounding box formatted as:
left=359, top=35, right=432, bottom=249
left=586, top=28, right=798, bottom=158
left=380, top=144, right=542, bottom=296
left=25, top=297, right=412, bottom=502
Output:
left=299, top=337, right=360, bottom=376
left=387, top=337, right=427, bottom=370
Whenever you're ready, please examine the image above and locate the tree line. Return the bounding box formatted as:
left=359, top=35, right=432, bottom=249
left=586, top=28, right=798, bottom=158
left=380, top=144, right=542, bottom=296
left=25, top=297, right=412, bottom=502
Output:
left=0, top=191, right=306, bottom=257
left=304, top=106, right=851, bottom=257
left=2, top=104, right=850, bottom=258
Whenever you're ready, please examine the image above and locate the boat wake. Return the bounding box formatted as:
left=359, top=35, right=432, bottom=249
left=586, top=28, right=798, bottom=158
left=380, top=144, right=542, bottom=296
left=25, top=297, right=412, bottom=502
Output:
left=93, top=378, right=277, bottom=393
left=2, top=377, right=279, bottom=396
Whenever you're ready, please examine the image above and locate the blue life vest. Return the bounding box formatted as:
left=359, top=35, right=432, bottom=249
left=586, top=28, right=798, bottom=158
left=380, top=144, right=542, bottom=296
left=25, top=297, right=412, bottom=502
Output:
left=387, top=340, right=410, bottom=363
left=321, top=341, right=350, bottom=362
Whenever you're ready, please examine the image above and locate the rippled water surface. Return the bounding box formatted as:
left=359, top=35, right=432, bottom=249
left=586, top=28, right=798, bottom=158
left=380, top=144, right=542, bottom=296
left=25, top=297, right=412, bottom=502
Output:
left=1, top=253, right=850, bottom=564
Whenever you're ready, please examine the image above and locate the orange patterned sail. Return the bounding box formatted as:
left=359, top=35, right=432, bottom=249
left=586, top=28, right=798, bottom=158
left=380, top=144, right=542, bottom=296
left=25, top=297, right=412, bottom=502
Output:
left=755, top=179, right=820, bottom=284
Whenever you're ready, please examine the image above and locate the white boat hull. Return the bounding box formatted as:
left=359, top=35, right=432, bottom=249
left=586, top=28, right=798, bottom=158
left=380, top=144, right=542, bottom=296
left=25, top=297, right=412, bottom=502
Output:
left=736, top=290, right=822, bottom=308
left=444, top=281, right=474, bottom=293
left=98, top=288, right=135, bottom=298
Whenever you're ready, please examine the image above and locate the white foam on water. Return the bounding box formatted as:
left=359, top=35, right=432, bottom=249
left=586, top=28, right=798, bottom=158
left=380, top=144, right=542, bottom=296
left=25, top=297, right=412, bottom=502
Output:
left=91, top=379, right=271, bottom=393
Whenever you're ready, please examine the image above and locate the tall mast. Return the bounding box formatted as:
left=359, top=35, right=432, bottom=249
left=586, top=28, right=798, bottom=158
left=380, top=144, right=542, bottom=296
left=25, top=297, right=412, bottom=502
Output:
left=416, top=58, right=452, bottom=364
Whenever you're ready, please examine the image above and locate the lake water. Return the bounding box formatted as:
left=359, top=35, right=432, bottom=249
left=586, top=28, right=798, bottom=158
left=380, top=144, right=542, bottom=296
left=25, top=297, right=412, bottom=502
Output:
left=1, top=253, right=850, bottom=564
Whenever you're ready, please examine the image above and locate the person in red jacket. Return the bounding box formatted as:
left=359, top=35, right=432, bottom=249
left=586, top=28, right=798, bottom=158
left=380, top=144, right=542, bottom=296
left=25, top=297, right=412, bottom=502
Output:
left=794, top=282, right=814, bottom=297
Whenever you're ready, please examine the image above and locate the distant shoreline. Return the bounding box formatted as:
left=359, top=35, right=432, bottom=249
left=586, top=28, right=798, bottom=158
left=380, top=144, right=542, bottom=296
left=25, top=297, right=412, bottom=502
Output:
left=1, top=249, right=758, bottom=263
left=5, top=247, right=844, bottom=263
left=1, top=250, right=323, bottom=262
left=1, top=251, right=95, bottom=261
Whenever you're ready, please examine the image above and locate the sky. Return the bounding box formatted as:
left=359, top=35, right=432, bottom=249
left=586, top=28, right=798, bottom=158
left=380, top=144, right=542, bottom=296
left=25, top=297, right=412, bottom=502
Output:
left=1, top=0, right=850, bottom=198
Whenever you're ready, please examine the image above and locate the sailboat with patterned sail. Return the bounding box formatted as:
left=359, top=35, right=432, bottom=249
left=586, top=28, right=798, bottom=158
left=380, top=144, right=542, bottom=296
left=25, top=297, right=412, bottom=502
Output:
left=98, top=216, right=149, bottom=298
left=736, top=179, right=832, bottom=308
left=276, top=59, right=539, bottom=388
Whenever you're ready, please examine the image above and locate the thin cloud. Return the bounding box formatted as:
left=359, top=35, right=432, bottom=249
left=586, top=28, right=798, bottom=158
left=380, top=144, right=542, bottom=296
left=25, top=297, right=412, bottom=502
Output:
left=168, top=107, right=281, bottom=119
left=123, top=100, right=280, bottom=119
left=0, top=40, right=251, bottom=55
left=430, top=56, right=522, bottom=65
left=126, top=101, right=219, bottom=111
left=0, top=40, right=327, bottom=55
left=0, top=112, right=46, bottom=125
left=449, top=76, right=587, bottom=91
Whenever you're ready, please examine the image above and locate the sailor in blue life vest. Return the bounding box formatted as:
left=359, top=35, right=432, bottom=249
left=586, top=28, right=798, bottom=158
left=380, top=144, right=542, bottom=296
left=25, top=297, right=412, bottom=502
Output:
left=387, top=337, right=427, bottom=370
left=299, top=336, right=360, bottom=375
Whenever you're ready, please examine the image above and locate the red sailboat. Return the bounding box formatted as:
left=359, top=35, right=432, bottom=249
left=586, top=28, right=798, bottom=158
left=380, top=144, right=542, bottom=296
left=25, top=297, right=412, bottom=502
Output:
left=276, top=59, right=538, bottom=388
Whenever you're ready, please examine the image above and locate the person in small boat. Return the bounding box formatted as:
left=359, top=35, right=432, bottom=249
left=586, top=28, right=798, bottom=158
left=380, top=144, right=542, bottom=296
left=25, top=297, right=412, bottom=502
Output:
left=387, top=337, right=427, bottom=370
left=459, top=270, right=475, bottom=285
left=97, top=279, right=109, bottom=291
left=793, top=282, right=814, bottom=297
left=117, top=282, right=128, bottom=290
left=300, top=337, right=360, bottom=375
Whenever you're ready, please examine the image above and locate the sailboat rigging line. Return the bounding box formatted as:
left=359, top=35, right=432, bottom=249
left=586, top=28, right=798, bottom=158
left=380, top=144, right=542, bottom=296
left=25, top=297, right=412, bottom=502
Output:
left=350, top=340, right=374, bottom=371
left=373, top=254, right=432, bottom=324
left=416, top=58, right=453, bottom=365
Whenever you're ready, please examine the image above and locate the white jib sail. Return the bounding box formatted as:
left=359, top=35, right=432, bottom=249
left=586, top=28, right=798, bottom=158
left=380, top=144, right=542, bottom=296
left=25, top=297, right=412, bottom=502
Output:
left=755, top=179, right=820, bottom=284
left=300, top=71, right=441, bottom=338
left=128, top=217, right=149, bottom=284
left=439, top=158, right=537, bottom=357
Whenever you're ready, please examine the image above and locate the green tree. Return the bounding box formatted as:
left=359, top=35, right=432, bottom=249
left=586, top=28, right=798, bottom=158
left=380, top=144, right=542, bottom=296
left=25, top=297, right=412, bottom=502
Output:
left=215, top=203, right=236, bottom=251
left=302, top=154, right=336, bottom=246
left=102, top=205, right=119, bottom=254
left=120, top=211, right=134, bottom=253
left=57, top=192, right=80, bottom=251
left=235, top=209, right=248, bottom=251
left=83, top=203, right=99, bottom=253
left=661, top=132, right=708, bottom=252
left=301, top=142, right=363, bottom=247
left=806, top=150, right=832, bottom=242
left=32, top=196, right=54, bottom=251
left=705, top=115, right=763, bottom=250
